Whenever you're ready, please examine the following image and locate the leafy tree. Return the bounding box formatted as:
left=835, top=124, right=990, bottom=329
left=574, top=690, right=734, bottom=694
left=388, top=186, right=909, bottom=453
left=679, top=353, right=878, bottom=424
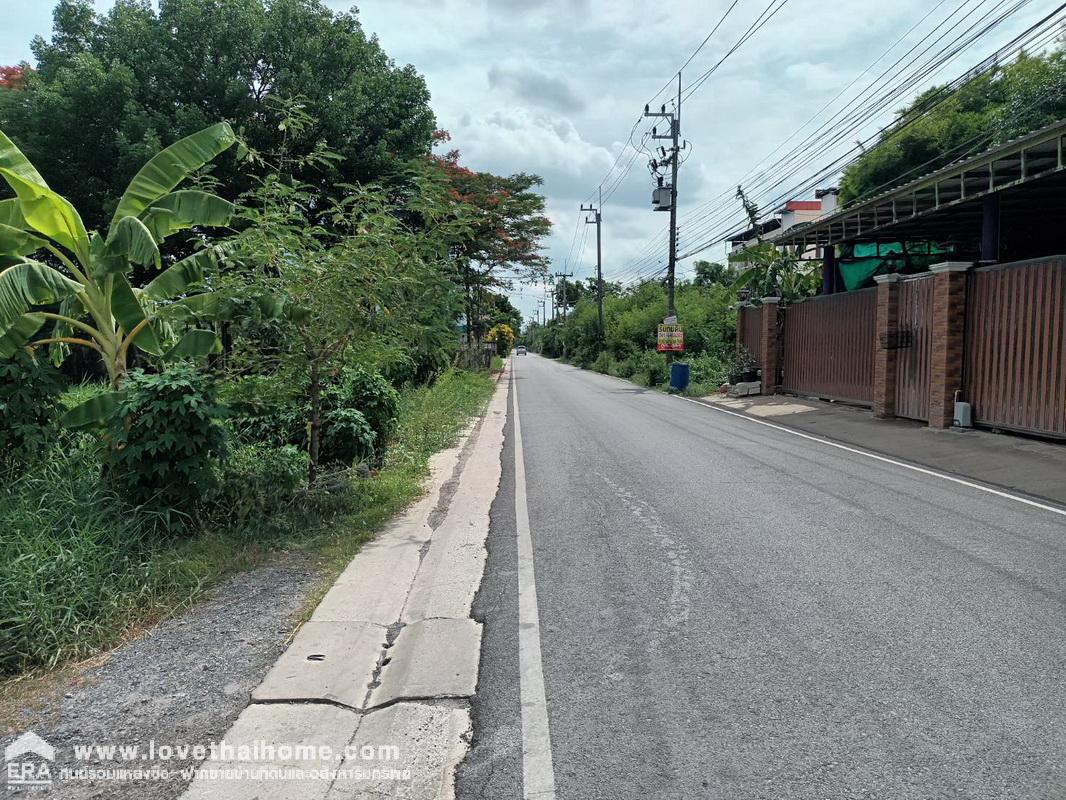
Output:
left=0, top=0, right=436, bottom=228
left=483, top=291, right=522, bottom=334
left=223, top=159, right=468, bottom=482
left=0, top=123, right=237, bottom=422
left=554, top=277, right=586, bottom=310
left=485, top=322, right=515, bottom=357
left=839, top=48, right=1066, bottom=204
left=692, top=260, right=730, bottom=288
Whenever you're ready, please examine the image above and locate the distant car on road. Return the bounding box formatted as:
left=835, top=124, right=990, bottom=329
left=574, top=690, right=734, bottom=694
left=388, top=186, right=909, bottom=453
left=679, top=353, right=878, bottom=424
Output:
left=515, top=345, right=527, bottom=355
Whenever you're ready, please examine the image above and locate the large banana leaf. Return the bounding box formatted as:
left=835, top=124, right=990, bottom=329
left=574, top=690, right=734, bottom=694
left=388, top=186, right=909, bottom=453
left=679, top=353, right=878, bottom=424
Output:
left=0, top=168, right=90, bottom=264
left=0, top=130, right=47, bottom=188
left=0, top=223, right=46, bottom=258
left=165, top=329, right=220, bottom=360
left=110, top=274, right=163, bottom=355
left=109, top=123, right=237, bottom=238
left=0, top=313, right=45, bottom=358
left=105, top=215, right=160, bottom=267
left=142, top=249, right=215, bottom=300
left=62, top=391, right=123, bottom=430
left=159, top=291, right=221, bottom=321
left=0, top=260, right=81, bottom=333
left=140, top=190, right=234, bottom=242
left=0, top=199, right=26, bottom=229
left=46, top=295, right=85, bottom=366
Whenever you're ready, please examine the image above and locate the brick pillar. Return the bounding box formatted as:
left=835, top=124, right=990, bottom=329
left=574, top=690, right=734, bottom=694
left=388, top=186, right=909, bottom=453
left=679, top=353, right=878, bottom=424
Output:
left=759, top=297, right=780, bottom=395
left=872, top=274, right=901, bottom=418
left=928, top=262, right=973, bottom=429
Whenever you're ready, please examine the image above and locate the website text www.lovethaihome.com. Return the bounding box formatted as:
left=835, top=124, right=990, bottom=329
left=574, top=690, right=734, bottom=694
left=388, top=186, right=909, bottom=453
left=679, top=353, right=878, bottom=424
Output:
left=4, top=731, right=410, bottom=790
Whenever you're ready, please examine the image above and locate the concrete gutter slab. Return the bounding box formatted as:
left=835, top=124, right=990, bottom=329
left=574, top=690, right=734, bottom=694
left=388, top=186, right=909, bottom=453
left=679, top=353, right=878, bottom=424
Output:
left=400, top=520, right=487, bottom=622
left=326, top=702, right=471, bottom=800
left=370, top=619, right=482, bottom=708
left=181, top=703, right=360, bottom=799
left=315, top=540, right=423, bottom=625
left=252, top=621, right=386, bottom=708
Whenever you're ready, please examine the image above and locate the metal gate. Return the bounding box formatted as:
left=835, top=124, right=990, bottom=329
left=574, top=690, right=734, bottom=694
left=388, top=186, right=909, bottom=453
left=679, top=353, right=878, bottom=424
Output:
left=738, top=305, right=763, bottom=363
left=780, top=288, right=877, bottom=405
left=964, top=258, right=1066, bottom=437
left=894, top=276, right=934, bottom=421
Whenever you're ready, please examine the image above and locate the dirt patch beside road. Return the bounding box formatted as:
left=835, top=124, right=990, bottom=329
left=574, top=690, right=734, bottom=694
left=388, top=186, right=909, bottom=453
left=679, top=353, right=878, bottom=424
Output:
left=2, top=555, right=323, bottom=800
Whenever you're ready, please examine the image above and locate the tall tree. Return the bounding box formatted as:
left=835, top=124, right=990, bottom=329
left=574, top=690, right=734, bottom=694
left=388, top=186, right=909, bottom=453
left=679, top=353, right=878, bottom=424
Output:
left=0, top=0, right=436, bottom=228
left=432, top=140, right=550, bottom=341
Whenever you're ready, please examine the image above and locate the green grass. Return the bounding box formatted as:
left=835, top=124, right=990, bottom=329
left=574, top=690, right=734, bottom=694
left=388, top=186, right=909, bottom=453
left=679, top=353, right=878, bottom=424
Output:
left=0, top=369, right=495, bottom=676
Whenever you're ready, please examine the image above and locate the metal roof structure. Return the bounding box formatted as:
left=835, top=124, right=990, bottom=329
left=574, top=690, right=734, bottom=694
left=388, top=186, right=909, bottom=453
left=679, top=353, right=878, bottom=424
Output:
left=766, top=119, right=1066, bottom=251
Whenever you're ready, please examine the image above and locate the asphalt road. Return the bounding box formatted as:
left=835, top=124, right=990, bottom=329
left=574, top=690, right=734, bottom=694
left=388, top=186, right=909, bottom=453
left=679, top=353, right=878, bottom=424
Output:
left=456, top=354, right=1066, bottom=800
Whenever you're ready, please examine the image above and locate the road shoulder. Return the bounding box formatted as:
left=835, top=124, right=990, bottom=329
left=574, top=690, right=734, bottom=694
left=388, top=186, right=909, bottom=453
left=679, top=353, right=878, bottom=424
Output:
left=178, top=368, right=510, bottom=800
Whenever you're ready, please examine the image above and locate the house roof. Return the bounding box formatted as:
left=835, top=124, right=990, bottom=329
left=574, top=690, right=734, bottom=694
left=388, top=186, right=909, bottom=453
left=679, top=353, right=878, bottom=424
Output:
left=784, top=200, right=822, bottom=212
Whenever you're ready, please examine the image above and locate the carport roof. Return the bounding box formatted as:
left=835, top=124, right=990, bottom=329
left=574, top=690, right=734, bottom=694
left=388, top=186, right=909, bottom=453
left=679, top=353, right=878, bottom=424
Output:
left=766, top=119, right=1066, bottom=250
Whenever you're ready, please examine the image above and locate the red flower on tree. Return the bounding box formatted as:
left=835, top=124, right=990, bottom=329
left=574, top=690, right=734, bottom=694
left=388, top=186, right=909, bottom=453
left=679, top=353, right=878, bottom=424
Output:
left=0, top=65, right=27, bottom=91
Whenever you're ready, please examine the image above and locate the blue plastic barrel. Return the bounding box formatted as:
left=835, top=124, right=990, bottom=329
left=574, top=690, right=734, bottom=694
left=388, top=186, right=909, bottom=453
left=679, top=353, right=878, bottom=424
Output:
left=669, top=362, right=690, bottom=392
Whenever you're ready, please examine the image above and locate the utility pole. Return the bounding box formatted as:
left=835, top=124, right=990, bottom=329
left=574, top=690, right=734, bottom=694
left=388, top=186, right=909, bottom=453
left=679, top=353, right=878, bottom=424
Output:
left=537, top=299, right=546, bottom=327
left=581, top=187, right=604, bottom=348
left=645, top=72, right=684, bottom=321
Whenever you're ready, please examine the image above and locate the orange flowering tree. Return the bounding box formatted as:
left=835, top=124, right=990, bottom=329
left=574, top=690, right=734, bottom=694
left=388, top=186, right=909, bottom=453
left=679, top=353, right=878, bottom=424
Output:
left=431, top=132, right=550, bottom=341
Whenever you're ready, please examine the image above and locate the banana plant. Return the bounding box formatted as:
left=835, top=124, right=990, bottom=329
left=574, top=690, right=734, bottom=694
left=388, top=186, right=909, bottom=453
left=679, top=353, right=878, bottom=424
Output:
left=0, top=123, right=238, bottom=425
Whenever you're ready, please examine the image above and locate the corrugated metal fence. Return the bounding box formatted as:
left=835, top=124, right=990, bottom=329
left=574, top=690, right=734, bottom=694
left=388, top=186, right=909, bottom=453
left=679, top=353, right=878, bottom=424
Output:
left=781, top=288, right=877, bottom=405
left=738, top=306, right=763, bottom=363
left=895, top=276, right=934, bottom=421
left=964, top=258, right=1066, bottom=437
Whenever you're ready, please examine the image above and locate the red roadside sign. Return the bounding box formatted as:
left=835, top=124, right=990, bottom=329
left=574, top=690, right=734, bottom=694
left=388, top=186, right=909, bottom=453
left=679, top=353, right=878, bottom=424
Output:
left=657, top=324, right=684, bottom=352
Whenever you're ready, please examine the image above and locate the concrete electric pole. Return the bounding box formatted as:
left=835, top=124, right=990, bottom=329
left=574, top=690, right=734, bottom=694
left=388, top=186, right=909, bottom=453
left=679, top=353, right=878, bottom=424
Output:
left=645, top=73, right=685, bottom=321
left=581, top=187, right=604, bottom=348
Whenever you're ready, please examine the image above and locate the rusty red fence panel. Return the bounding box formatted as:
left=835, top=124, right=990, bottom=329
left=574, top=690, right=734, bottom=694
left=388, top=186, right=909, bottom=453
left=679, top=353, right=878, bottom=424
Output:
left=964, top=257, right=1066, bottom=438
left=780, top=289, right=877, bottom=405
left=895, top=275, right=934, bottom=421
left=738, top=306, right=763, bottom=363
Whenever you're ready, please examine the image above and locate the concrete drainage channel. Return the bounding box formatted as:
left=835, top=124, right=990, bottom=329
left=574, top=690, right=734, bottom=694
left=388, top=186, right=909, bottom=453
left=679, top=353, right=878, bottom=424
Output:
left=181, top=369, right=509, bottom=800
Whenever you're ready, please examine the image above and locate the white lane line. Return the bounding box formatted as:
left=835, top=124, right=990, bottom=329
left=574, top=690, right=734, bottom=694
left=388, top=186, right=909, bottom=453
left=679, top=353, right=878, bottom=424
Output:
left=673, top=394, right=1066, bottom=519
left=512, top=361, right=557, bottom=799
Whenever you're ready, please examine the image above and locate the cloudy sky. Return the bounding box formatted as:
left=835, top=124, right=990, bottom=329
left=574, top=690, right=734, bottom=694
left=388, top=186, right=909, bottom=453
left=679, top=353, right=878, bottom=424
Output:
left=1, top=0, right=1054, bottom=322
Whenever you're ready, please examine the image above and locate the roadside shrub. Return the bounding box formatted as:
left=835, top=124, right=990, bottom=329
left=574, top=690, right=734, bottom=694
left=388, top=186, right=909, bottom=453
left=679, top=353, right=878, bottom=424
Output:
left=320, top=406, right=376, bottom=466
left=630, top=350, right=669, bottom=387
left=104, top=365, right=228, bottom=513
left=591, top=352, right=612, bottom=374
left=338, top=368, right=399, bottom=443
left=686, top=352, right=729, bottom=388
left=212, top=443, right=308, bottom=526
left=0, top=355, right=65, bottom=464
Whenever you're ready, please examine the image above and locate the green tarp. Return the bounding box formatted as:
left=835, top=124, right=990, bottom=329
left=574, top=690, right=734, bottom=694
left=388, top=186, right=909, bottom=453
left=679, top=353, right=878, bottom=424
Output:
left=837, top=241, right=953, bottom=291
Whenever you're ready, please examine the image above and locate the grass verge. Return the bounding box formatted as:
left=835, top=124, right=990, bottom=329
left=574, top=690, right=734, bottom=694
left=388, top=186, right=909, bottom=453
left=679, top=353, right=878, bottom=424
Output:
left=0, top=369, right=495, bottom=678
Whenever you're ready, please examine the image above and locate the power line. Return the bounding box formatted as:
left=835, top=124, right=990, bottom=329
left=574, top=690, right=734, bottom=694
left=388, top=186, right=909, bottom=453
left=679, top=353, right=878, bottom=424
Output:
left=675, top=0, right=1058, bottom=258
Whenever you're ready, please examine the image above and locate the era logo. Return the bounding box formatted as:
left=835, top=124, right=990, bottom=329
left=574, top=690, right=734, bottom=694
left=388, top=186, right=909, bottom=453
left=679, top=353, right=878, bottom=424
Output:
left=5, top=731, right=55, bottom=790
